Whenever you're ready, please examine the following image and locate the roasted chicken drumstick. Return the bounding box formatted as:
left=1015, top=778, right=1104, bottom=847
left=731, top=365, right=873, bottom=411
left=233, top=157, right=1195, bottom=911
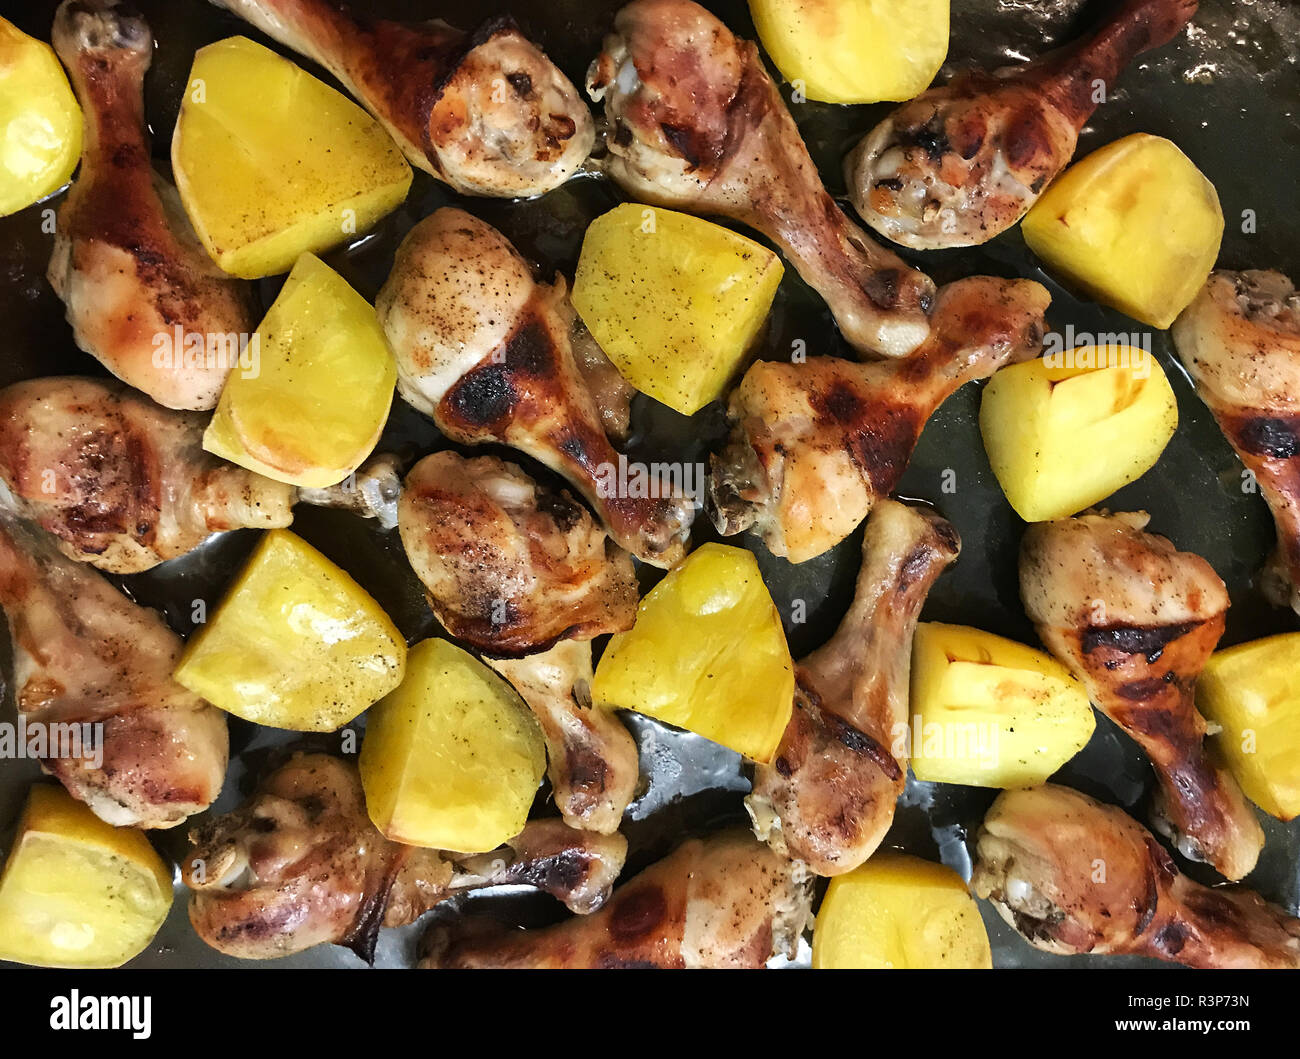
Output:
left=398, top=450, right=640, bottom=834
left=847, top=0, right=1199, bottom=249
left=184, top=754, right=626, bottom=961
left=419, top=830, right=812, bottom=969
left=0, top=515, right=227, bottom=829
left=1020, top=512, right=1263, bottom=881
left=378, top=207, right=693, bottom=567
left=48, top=0, right=255, bottom=410
left=748, top=500, right=959, bottom=876
left=209, top=0, right=594, bottom=197
left=587, top=0, right=935, bottom=359
left=0, top=376, right=399, bottom=574
left=710, top=275, right=1048, bottom=562
left=973, top=784, right=1300, bottom=969
left=1172, top=269, right=1300, bottom=615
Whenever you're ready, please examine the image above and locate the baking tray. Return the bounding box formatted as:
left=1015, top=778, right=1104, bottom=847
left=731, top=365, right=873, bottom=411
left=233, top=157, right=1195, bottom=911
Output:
left=0, top=0, right=1297, bottom=969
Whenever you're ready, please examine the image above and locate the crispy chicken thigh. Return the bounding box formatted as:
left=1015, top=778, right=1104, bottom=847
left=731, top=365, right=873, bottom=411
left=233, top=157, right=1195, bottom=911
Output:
left=377, top=207, right=693, bottom=567
left=973, top=784, right=1300, bottom=968
left=0, top=515, right=227, bottom=829
left=0, top=376, right=399, bottom=573
left=47, top=0, right=255, bottom=410
left=1172, top=269, right=1300, bottom=614
left=184, top=753, right=627, bottom=961
left=587, top=0, right=935, bottom=359
left=847, top=0, right=1198, bottom=249
left=1020, top=512, right=1263, bottom=881
left=710, top=275, right=1048, bottom=563
left=209, top=0, right=593, bottom=197
left=419, top=830, right=812, bottom=969
left=747, top=500, right=959, bottom=876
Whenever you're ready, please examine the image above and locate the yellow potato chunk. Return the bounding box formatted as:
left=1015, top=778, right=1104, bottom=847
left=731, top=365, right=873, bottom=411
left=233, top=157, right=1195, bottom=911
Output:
left=0, top=17, right=81, bottom=216
left=1022, top=134, right=1223, bottom=328
left=749, top=0, right=949, bottom=104
left=909, top=623, right=1095, bottom=788
left=203, top=253, right=396, bottom=488
left=979, top=347, right=1178, bottom=522
left=0, top=785, right=172, bottom=968
left=571, top=204, right=783, bottom=415
left=172, top=36, right=412, bottom=279
left=812, top=852, right=991, bottom=969
left=1198, top=634, right=1300, bottom=820
left=174, top=529, right=406, bottom=731
left=359, top=638, right=546, bottom=853
left=591, top=543, right=793, bottom=762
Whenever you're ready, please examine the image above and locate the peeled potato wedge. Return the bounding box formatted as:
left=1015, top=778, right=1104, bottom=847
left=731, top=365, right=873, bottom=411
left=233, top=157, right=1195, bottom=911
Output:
left=172, top=36, right=411, bottom=279
left=812, top=852, right=991, bottom=969
left=749, top=0, right=949, bottom=104
left=591, top=543, right=794, bottom=762
left=979, top=347, right=1178, bottom=522
left=909, top=623, right=1095, bottom=788
left=1022, top=134, right=1223, bottom=328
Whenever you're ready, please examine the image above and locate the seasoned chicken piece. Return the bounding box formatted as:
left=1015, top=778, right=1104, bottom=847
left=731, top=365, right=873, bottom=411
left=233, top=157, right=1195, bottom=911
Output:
left=0, top=376, right=399, bottom=574
left=748, top=500, right=959, bottom=876
left=0, top=515, right=227, bottom=829
left=419, top=830, right=812, bottom=968
left=586, top=0, right=935, bottom=359
left=184, top=753, right=628, bottom=961
left=377, top=208, right=693, bottom=567
left=710, top=275, right=1047, bottom=563
left=209, top=0, right=593, bottom=198
left=1172, top=269, right=1300, bottom=615
left=47, top=0, right=255, bottom=410
left=1020, top=512, right=1263, bottom=881
left=847, top=0, right=1198, bottom=249
left=973, top=784, right=1300, bottom=969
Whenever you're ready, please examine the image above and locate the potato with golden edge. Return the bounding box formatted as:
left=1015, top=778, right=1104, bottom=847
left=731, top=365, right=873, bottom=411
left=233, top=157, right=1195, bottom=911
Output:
left=1198, top=633, right=1300, bottom=821
left=813, top=852, right=991, bottom=969
left=360, top=638, right=546, bottom=854
left=172, top=36, right=412, bottom=279
left=0, top=785, right=172, bottom=968
left=0, top=17, right=81, bottom=216
left=979, top=347, right=1178, bottom=522
left=591, top=543, right=794, bottom=762
left=909, top=623, right=1094, bottom=788
left=571, top=204, right=783, bottom=416
left=749, top=0, right=949, bottom=104
left=203, top=253, right=396, bottom=488
left=174, top=529, right=406, bottom=732
left=1022, top=134, right=1223, bottom=328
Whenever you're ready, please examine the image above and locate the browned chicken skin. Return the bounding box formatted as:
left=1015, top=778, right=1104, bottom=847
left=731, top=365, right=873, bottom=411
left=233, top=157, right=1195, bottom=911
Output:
left=710, top=275, right=1048, bottom=562
left=1172, top=269, right=1300, bottom=615
left=0, top=514, right=227, bottom=829
left=397, top=450, right=640, bottom=833
left=377, top=207, right=693, bottom=567
left=748, top=500, right=959, bottom=876
left=183, top=753, right=628, bottom=961
left=587, top=0, right=935, bottom=358
left=847, top=0, right=1199, bottom=249
left=209, top=0, right=594, bottom=197
left=1020, top=512, right=1264, bottom=881
left=973, top=784, right=1300, bottom=968
left=48, top=0, right=255, bottom=410
left=419, top=830, right=812, bottom=969
left=0, top=376, right=399, bottom=573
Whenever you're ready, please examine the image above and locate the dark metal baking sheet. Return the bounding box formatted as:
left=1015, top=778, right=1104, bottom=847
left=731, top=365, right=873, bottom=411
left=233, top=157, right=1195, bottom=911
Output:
left=0, top=0, right=1297, bottom=969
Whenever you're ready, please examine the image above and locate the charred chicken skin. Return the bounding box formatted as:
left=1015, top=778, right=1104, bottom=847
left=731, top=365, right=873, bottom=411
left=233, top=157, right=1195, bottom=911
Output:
left=1020, top=511, right=1264, bottom=881
left=847, top=0, right=1199, bottom=249
left=209, top=0, right=594, bottom=197
left=183, top=753, right=628, bottom=961
left=973, top=784, right=1300, bottom=969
